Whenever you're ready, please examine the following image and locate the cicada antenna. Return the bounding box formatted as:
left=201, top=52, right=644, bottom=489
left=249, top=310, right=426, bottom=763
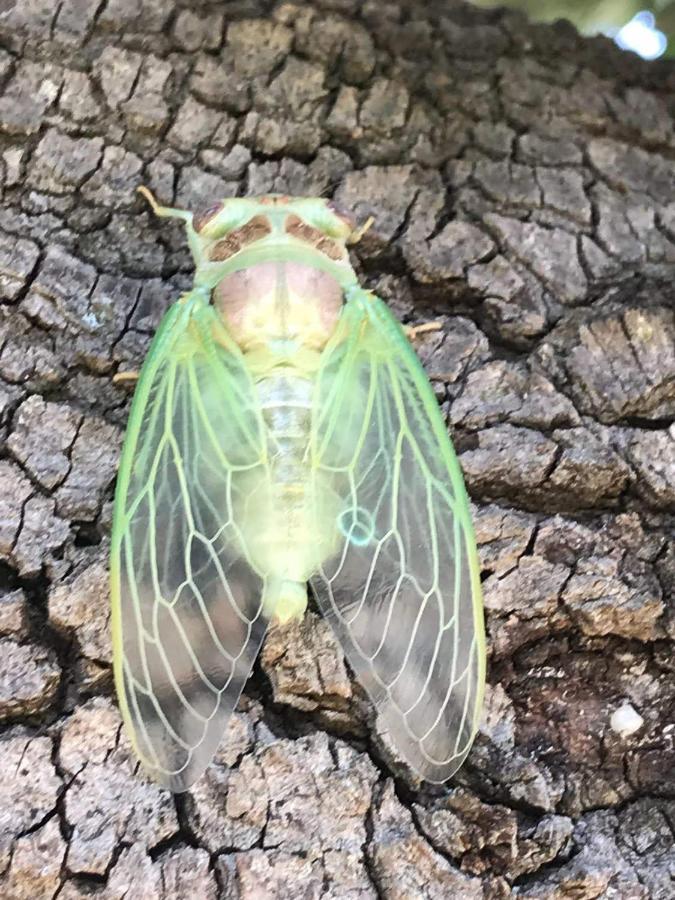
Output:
left=136, top=186, right=192, bottom=223
left=348, top=216, right=375, bottom=245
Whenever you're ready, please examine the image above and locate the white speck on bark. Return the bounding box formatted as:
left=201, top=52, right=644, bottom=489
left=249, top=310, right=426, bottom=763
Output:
left=610, top=702, right=644, bottom=737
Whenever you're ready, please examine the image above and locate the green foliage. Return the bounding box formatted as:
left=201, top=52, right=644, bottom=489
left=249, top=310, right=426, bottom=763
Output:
left=471, top=0, right=674, bottom=56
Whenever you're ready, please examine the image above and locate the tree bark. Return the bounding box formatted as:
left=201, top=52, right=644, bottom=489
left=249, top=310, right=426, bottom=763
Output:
left=0, top=1, right=673, bottom=897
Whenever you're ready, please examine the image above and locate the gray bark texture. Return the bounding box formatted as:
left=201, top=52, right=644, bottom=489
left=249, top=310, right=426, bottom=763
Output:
left=0, top=0, right=673, bottom=897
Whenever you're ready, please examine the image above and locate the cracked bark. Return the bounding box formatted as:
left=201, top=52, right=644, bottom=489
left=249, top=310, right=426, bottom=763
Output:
left=0, top=1, right=673, bottom=898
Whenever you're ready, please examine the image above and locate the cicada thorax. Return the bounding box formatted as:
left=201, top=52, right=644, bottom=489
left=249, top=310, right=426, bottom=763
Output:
left=209, top=208, right=352, bottom=355
left=212, top=260, right=343, bottom=354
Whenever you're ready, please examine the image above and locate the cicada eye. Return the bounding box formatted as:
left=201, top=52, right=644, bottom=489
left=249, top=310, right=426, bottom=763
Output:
left=193, top=202, right=224, bottom=234
left=327, top=201, right=357, bottom=230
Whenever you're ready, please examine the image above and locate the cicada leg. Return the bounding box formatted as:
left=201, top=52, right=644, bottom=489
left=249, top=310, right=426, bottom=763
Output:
left=113, top=370, right=140, bottom=385
left=405, top=321, right=444, bottom=341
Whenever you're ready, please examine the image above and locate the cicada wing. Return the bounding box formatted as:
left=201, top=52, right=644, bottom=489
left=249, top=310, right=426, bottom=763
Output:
left=309, top=294, right=485, bottom=782
left=110, top=295, right=270, bottom=792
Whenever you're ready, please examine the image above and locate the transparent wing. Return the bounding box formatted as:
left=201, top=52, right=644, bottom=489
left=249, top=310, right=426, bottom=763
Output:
left=110, top=293, right=269, bottom=792
left=310, top=292, right=485, bottom=782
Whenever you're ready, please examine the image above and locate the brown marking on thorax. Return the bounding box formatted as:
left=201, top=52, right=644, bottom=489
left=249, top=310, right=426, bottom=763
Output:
left=209, top=215, right=272, bottom=261
left=284, top=214, right=344, bottom=261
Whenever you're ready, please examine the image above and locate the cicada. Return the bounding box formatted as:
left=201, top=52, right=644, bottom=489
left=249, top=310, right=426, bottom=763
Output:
left=110, top=191, right=485, bottom=791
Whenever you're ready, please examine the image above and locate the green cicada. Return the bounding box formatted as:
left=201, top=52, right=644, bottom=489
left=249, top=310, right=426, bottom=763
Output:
left=110, top=191, right=485, bottom=791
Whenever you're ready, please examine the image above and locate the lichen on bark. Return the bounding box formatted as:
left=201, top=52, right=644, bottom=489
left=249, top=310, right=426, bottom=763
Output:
left=0, top=1, right=673, bottom=897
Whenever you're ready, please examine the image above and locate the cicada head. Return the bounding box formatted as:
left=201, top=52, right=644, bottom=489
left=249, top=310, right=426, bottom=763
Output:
left=195, top=195, right=359, bottom=262
left=137, top=188, right=370, bottom=270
